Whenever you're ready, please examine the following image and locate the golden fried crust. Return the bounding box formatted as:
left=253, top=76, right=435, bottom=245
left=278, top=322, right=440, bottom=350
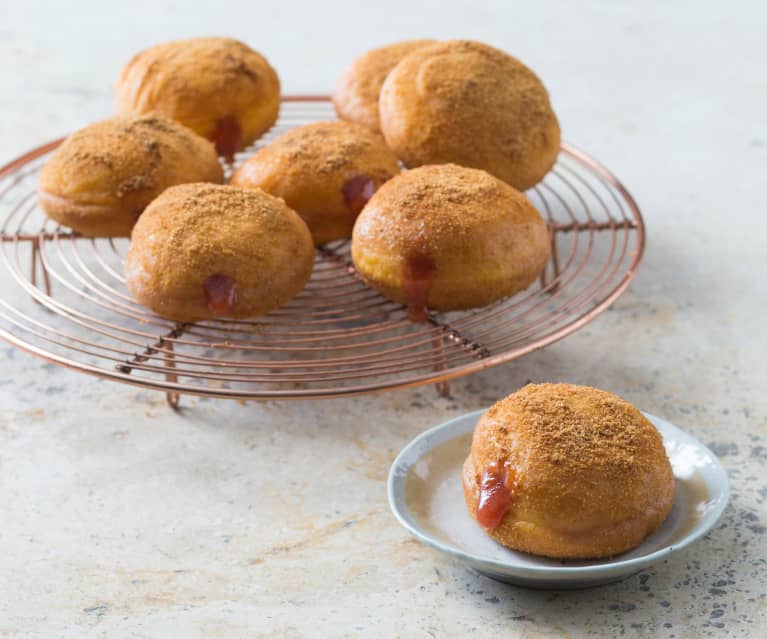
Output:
left=125, top=183, right=314, bottom=322
left=115, top=37, right=280, bottom=157
left=379, top=40, right=560, bottom=190
left=351, top=164, right=550, bottom=310
left=463, top=384, right=675, bottom=559
left=231, top=121, right=400, bottom=245
left=333, top=39, right=436, bottom=132
left=37, top=116, right=223, bottom=237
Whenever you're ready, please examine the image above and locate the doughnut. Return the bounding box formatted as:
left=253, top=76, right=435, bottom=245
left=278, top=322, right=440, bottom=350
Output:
left=115, top=37, right=280, bottom=161
left=37, top=115, right=223, bottom=237
left=231, top=121, right=400, bottom=245
left=333, top=39, right=436, bottom=132
left=351, top=164, right=550, bottom=319
left=379, top=40, right=560, bottom=190
left=125, top=183, right=314, bottom=322
left=462, top=384, right=675, bottom=559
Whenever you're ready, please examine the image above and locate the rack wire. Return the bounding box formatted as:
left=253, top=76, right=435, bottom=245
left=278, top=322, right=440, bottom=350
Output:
left=0, top=96, right=644, bottom=407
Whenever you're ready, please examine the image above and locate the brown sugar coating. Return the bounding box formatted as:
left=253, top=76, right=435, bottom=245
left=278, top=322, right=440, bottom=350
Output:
left=351, top=164, right=550, bottom=315
left=231, top=121, right=400, bottom=245
left=37, top=115, right=223, bottom=237
left=125, top=183, right=314, bottom=322
left=333, top=39, right=436, bottom=132
left=379, top=40, right=561, bottom=190
left=115, top=37, right=280, bottom=160
left=462, top=384, right=675, bottom=558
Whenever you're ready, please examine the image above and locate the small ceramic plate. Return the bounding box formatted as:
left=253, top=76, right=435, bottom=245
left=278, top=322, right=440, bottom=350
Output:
left=388, top=409, right=729, bottom=589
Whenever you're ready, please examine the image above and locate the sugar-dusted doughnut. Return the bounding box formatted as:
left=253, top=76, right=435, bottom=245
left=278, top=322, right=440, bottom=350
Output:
left=351, top=164, right=550, bottom=319
left=116, top=37, right=280, bottom=161
left=379, top=40, right=560, bottom=190
left=463, top=384, right=675, bottom=558
left=333, top=39, right=436, bottom=132
left=232, top=121, right=400, bottom=245
left=125, top=183, right=314, bottom=322
left=37, top=115, right=223, bottom=237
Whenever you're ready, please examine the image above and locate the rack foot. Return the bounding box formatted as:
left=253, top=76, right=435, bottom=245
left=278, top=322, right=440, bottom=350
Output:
left=30, top=236, right=52, bottom=300
left=164, top=332, right=180, bottom=410
left=166, top=390, right=181, bottom=410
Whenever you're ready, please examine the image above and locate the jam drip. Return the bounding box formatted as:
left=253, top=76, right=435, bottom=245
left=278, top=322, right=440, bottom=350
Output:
left=212, top=115, right=242, bottom=163
left=204, top=274, right=238, bottom=315
left=476, top=461, right=516, bottom=529
left=402, top=253, right=436, bottom=322
left=342, top=174, right=376, bottom=217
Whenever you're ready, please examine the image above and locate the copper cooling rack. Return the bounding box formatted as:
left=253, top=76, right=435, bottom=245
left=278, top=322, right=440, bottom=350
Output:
left=0, top=96, right=644, bottom=407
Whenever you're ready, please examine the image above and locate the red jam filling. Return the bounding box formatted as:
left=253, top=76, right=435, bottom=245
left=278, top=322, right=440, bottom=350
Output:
left=476, top=461, right=516, bottom=529
left=342, top=174, right=377, bottom=217
left=402, top=253, right=436, bottom=322
left=204, top=274, right=238, bottom=315
left=211, top=115, right=242, bottom=163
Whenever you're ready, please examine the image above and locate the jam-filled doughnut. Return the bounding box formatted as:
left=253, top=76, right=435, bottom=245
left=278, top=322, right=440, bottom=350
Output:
left=379, top=40, right=560, bottom=190
left=463, top=384, right=675, bottom=559
left=125, top=183, right=314, bottom=322
left=231, top=121, right=400, bottom=245
left=37, top=115, right=223, bottom=237
left=333, top=39, right=436, bottom=132
left=351, top=164, right=550, bottom=319
left=115, top=37, right=280, bottom=161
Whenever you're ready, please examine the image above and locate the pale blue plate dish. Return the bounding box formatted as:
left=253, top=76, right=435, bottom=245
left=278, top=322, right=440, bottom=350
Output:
left=388, top=409, right=730, bottom=589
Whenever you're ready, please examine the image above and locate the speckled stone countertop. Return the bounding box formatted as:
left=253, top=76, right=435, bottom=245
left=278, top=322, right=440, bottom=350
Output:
left=0, top=1, right=765, bottom=637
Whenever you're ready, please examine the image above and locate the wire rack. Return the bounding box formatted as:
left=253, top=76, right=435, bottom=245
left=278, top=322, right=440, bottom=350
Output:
left=0, top=96, right=644, bottom=407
